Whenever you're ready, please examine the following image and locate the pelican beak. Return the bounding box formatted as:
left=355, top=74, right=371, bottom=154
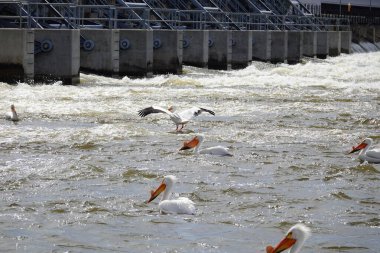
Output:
left=349, top=142, right=367, bottom=154
left=179, top=137, right=199, bottom=151
left=266, top=233, right=296, bottom=253
left=147, top=182, right=166, bottom=203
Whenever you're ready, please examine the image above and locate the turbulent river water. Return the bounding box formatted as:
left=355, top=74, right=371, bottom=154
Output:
left=1, top=52, right=379, bottom=253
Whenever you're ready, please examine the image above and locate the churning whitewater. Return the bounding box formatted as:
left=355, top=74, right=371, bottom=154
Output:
left=0, top=52, right=379, bottom=253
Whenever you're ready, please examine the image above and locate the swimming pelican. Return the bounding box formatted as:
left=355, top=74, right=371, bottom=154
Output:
left=147, top=175, right=195, bottom=215
left=266, top=224, right=311, bottom=253
left=349, top=137, right=380, bottom=163
left=5, top=104, right=19, bottom=121
left=138, top=105, right=215, bottom=132
left=179, top=134, right=232, bottom=156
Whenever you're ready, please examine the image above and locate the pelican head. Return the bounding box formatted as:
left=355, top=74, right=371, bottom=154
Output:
left=349, top=138, right=372, bottom=154
left=168, top=105, right=176, bottom=112
left=266, top=224, right=311, bottom=253
left=179, top=135, right=204, bottom=151
left=147, top=175, right=177, bottom=203
left=10, top=104, right=16, bottom=112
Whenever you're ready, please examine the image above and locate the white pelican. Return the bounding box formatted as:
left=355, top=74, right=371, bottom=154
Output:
left=138, top=105, right=215, bottom=131
left=349, top=138, right=380, bottom=163
left=266, top=224, right=311, bottom=253
left=5, top=104, right=19, bottom=121
left=179, top=134, right=233, bottom=156
left=147, top=175, right=195, bottom=215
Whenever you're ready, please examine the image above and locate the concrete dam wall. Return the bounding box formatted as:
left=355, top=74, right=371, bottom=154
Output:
left=0, top=28, right=352, bottom=85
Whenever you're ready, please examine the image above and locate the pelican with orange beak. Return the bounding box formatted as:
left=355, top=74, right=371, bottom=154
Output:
left=266, top=224, right=311, bottom=253
left=349, top=138, right=380, bottom=163
left=179, top=134, right=232, bottom=156
left=147, top=175, right=195, bottom=215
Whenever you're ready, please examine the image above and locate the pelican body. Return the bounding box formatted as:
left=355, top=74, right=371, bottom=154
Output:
left=147, top=175, right=195, bottom=215
left=5, top=104, right=19, bottom=121
left=266, top=224, right=311, bottom=253
left=138, top=106, right=215, bottom=131
left=349, top=138, right=380, bottom=163
left=180, top=135, right=232, bottom=156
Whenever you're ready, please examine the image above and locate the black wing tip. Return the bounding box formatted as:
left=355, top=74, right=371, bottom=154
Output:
left=138, top=108, right=148, bottom=117
left=200, top=108, right=215, bottom=116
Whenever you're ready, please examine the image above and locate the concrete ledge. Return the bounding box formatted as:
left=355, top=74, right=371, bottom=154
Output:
left=287, top=31, right=303, bottom=64
left=153, top=30, right=183, bottom=74
left=252, top=30, right=271, bottom=62
left=119, top=29, right=153, bottom=77
left=303, top=31, right=316, bottom=58
left=270, top=31, right=287, bottom=63
left=231, top=31, right=252, bottom=69
left=208, top=30, right=232, bottom=70
left=80, top=29, right=119, bottom=77
left=316, top=31, right=329, bottom=59
left=183, top=30, right=209, bottom=68
left=0, top=29, right=34, bottom=83
left=35, top=29, right=80, bottom=85
left=340, top=31, right=352, bottom=54
left=328, top=31, right=341, bottom=56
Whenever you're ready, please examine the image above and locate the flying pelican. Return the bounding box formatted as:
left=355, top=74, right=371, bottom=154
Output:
left=138, top=105, right=215, bottom=132
left=147, top=175, right=195, bottom=215
left=179, top=134, right=233, bottom=156
left=266, top=224, right=311, bottom=253
left=5, top=104, right=19, bottom=121
left=349, top=137, right=380, bottom=163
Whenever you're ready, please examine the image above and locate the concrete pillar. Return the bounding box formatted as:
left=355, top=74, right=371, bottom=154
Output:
left=153, top=30, right=183, bottom=75
left=0, top=29, right=34, bottom=83
left=119, top=29, right=153, bottom=77
left=270, top=31, right=287, bottom=63
left=252, top=30, right=271, bottom=62
left=231, top=30, right=252, bottom=69
left=328, top=31, right=341, bottom=56
left=316, top=31, right=329, bottom=59
left=80, top=29, right=120, bottom=77
left=183, top=30, right=209, bottom=68
left=287, top=31, right=303, bottom=64
left=367, top=26, right=376, bottom=43
left=340, top=31, right=352, bottom=54
left=35, top=29, right=80, bottom=85
left=303, top=31, right=317, bottom=58
left=375, top=26, right=380, bottom=43
left=208, top=30, right=232, bottom=70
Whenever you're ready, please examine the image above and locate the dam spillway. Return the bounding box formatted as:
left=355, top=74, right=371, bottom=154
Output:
left=0, top=0, right=362, bottom=84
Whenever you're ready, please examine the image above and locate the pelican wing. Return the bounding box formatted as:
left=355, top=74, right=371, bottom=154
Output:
left=177, top=107, right=215, bottom=122
left=159, top=198, right=195, bottom=215
left=199, top=146, right=233, bottom=156
left=138, top=106, right=173, bottom=118
left=366, top=149, right=380, bottom=159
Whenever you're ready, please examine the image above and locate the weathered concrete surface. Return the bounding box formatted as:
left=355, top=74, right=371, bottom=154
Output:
left=34, top=29, right=80, bottom=85
left=153, top=30, right=183, bottom=74
left=208, top=30, right=232, bottom=70
left=328, top=31, right=341, bottom=56
left=119, top=29, right=153, bottom=77
left=231, top=30, right=252, bottom=69
left=287, top=31, right=303, bottom=64
left=0, top=29, right=34, bottom=83
left=316, top=31, right=329, bottom=59
left=252, top=31, right=271, bottom=61
left=270, top=31, right=287, bottom=63
left=303, top=31, right=316, bottom=58
left=183, top=30, right=209, bottom=68
left=340, top=31, right=352, bottom=54
left=80, top=29, right=119, bottom=77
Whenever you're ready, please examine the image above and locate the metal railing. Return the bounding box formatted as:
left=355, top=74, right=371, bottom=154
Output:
left=0, top=1, right=350, bottom=31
